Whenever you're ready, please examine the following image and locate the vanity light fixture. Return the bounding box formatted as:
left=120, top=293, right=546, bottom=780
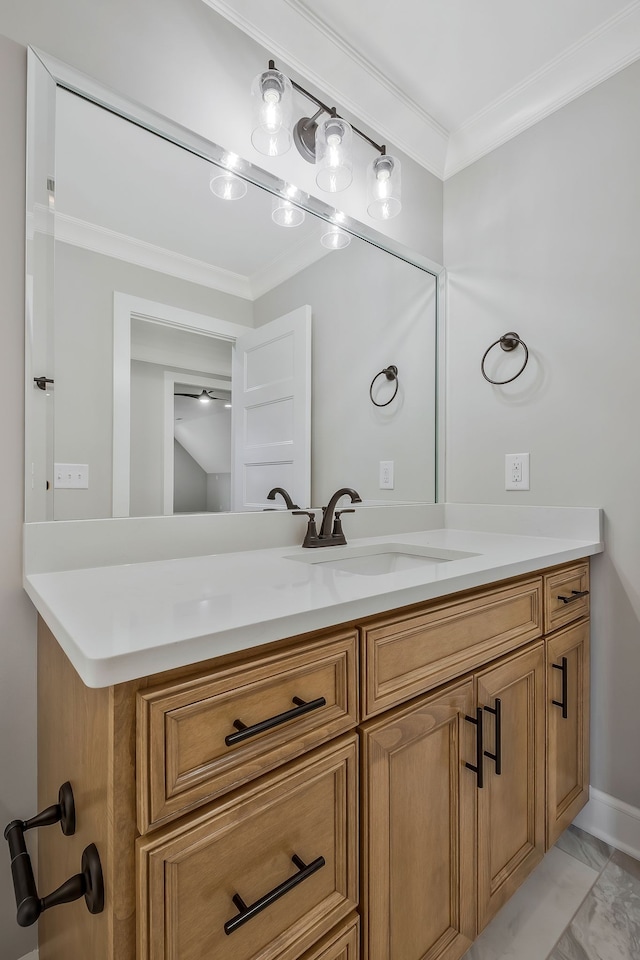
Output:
left=367, top=154, right=401, bottom=220
left=251, top=66, right=293, bottom=156
left=251, top=60, right=402, bottom=216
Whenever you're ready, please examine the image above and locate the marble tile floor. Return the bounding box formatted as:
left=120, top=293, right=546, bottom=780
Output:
left=462, top=825, right=640, bottom=960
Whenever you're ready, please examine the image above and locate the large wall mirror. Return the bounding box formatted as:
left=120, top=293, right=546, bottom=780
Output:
left=25, top=49, right=442, bottom=522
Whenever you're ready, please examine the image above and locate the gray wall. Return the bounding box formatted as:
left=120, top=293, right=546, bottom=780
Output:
left=444, top=59, right=640, bottom=808
left=0, top=33, right=38, bottom=960
left=174, top=440, right=207, bottom=514
left=254, top=240, right=437, bottom=506
left=0, top=8, right=442, bottom=956
left=54, top=243, right=249, bottom=520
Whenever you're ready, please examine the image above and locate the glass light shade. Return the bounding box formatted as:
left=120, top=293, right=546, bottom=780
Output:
left=367, top=155, right=401, bottom=219
left=251, top=69, right=293, bottom=156
left=272, top=197, right=306, bottom=227
left=320, top=225, right=351, bottom=250
left=315, top=116, right=353, bottom=192
left=209, top=171, right=247, bottom=200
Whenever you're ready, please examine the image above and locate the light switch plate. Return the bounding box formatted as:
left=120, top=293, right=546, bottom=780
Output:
left=505, top=453, right=530, bottom=491
left=379, top=460, right=394, bottom=490
left=54, top=463, right=89, bottom=489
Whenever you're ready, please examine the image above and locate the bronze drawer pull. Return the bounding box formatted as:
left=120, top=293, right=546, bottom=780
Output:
left=556, top=589, right=589, bottom=604
left=225, top=696, right=327, bottom=746
left=552, top=657, right=569, bottom=719
left=224, top=853, right=326, bottom=935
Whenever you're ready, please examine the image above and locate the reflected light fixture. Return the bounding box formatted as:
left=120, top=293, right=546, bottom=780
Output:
left=209, top=170, right=247, bottom=200
left=251, top=60, right=401, bottom=217
left=320, top=224, right=351, bottom=250
left=175, top=389, right=229, bottom=404
left=272, top=196, right=306, bottom=227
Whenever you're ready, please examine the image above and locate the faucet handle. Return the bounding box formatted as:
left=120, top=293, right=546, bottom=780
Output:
left=292, top=511, right=320, bottom=548
left=332, top=509, right=355, bottom=542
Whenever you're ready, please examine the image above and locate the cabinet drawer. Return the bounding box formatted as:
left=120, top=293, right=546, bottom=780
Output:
left=544, top=563, right=590, bottom=633
left=137, top=631, right=358, bottom=832
left=137, top=736, right=359, bottom=960
left=361, top=578, right=543, bottom=718
left=300, top=915, right=359, bottom=960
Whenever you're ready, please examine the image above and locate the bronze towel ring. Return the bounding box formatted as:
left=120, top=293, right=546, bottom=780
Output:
left=481, top=332, right=529, bottom=385
left=370, top=365, right=399, bottom=407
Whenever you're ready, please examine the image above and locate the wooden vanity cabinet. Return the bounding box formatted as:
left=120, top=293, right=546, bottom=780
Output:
left=360, top=560, right=590, bottom=958
left=36, top=560, right=590, bottom=960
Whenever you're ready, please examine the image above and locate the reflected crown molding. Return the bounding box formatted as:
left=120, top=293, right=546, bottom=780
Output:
left=45, top=209, right=330, bottom=301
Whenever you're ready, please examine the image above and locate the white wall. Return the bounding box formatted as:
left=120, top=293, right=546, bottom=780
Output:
left=444, top=60, right=640, bottom=809
left=0, top=10, right=442, bottom=955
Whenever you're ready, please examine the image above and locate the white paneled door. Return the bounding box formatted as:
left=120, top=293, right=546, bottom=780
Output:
left=231, top=306, right=311, bottom=511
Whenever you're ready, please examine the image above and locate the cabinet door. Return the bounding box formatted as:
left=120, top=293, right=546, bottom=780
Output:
left=476, top=642, right=545, bottom=931
left=546, top=621, right=590, bottom=847
left=361, top=679, right=476, bottom=960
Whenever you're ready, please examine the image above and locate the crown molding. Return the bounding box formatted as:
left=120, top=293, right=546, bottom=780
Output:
left=202, top=0, right=640, bottom=182
left=445, top=0, right=640, bottom=178
left=200, top=0, right=449, bottom=178
left=48, top=210, right=331, bottom=302
left=53, top=211, right=253, bottom=298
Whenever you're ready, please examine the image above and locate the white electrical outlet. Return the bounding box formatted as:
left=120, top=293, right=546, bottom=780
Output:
left=505, top=453, right=530, bottom=491
left=379, top=460, right=394, bottom=490
left=54, top=463, right=89, bottom=489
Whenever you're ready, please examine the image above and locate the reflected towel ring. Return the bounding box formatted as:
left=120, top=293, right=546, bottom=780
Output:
left=370, top=365, right=399, bottom=407
left=481, top=332, right=529, bottom=385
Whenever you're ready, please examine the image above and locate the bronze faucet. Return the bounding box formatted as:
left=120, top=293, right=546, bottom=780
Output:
left=319, top=488, right=362, bottom=539
left=293, top=488, right=362, bottom=548
left=265, top=487, right=299, bottom=510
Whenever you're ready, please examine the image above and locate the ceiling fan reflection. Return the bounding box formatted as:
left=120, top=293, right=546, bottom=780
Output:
left=174, top=389, right=231, bottom=405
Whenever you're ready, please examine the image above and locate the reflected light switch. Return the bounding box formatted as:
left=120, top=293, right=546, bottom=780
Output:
left=54, top=463, right=89, bottom=489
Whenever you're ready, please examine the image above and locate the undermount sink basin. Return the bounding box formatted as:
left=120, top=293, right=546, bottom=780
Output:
left=284, top=543, right=478, bottom=576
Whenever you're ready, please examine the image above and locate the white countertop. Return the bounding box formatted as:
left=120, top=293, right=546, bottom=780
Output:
left=24, top=522, right=603, bottom=688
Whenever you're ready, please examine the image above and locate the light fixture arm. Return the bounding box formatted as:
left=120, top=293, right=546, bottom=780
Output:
left=268, top=59, right=386, bottom=157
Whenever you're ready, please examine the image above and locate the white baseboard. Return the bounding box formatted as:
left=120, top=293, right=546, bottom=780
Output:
left=573, top=787, right=640, bottom=861
left=17, top=952, right=38, bottom=960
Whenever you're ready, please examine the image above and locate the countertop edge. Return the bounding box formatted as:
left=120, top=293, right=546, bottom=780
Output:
left=25, top=538, right=602, bottom=689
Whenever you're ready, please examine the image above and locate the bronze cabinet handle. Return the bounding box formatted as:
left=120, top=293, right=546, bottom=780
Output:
left=557, top=589, right=589, bottom=604
left=224, top=854, right=325, bottom=935
left=225, top=696, right=327, bottom=747
left=552, top=657, right=569, bottom=719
